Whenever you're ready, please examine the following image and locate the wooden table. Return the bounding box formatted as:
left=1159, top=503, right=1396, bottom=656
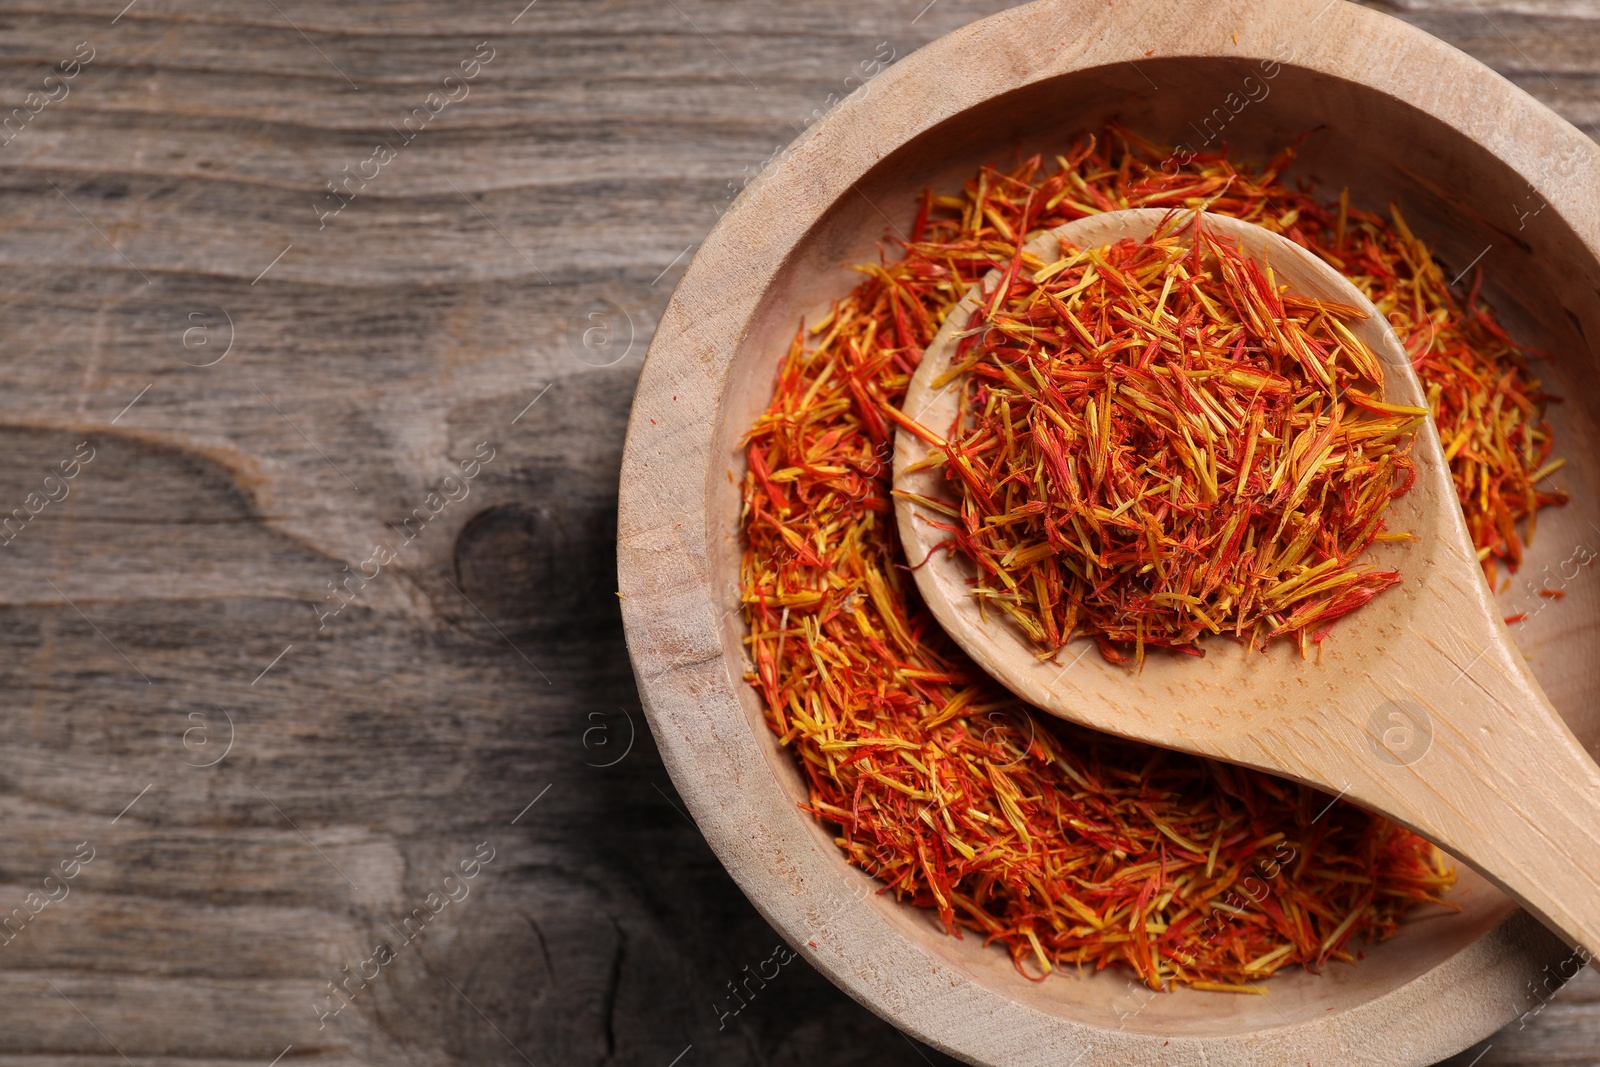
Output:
left=0, top=1, right=1593, bottom=1064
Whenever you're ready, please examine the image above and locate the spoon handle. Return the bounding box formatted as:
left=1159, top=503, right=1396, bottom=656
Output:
left=1346, top=659, right=1600, bottom=958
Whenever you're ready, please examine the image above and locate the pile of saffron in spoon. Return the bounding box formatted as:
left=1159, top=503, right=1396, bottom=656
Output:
left=907, top=211, right=1425, bottom=665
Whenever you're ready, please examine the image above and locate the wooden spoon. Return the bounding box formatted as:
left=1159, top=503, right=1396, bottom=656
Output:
left=893, top=208, right=1600, bottom=956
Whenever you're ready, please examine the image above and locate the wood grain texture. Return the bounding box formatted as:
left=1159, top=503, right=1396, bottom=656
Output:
left=0, top=0, right=1591, bottom=1064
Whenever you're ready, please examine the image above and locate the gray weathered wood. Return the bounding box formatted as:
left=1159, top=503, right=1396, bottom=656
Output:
left=0, top=0, right=1593, bottom=1064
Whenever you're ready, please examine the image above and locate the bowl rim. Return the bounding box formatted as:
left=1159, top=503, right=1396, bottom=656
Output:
left=617, top=1, right=1596, bottom=1062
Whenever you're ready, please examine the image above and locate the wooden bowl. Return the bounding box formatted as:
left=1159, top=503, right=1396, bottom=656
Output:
left=617, top=1, right=1600, bottom=1062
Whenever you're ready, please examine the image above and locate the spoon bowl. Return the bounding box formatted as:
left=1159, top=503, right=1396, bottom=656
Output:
left=893, top=208, right=1600, bottom=956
